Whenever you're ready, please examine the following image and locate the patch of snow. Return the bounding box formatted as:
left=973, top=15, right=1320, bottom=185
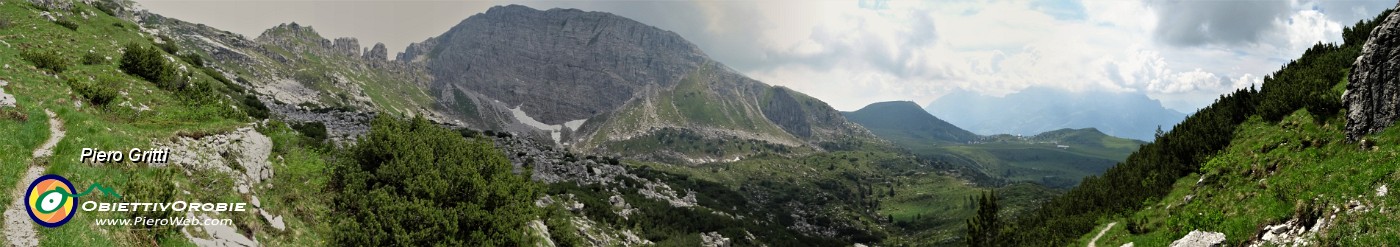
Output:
left=563, top=118, right=587, bottom=131
left=1378, top=184, right=1388, bottom=197
left=508, top=105, right=586, bottom=144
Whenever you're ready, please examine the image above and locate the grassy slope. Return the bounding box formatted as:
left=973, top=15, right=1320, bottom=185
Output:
left=0, top=1, right=333, bottom=245
left=1082, top=106, right=1400, bottom=245
left=586, top=64, right=805, bottom=161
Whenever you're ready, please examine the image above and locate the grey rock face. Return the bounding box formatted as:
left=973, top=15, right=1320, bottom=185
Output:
left=332, top=37, right=360, bottom=57
left=762, top=88, right=813, bottom=138
left=424, top=4, right=710, bottom=124
left=397, top=36, right=437, bottom=63
left=364, top=42, right=388, bottom=61
left=1345, top=5, right=1400, bottom=141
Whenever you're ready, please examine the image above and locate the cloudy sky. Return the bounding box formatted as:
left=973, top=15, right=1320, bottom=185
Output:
left=137, top=0, right=1395, bottom=112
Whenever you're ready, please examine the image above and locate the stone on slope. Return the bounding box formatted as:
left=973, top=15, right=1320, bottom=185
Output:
left=1170, top=230, right=1226, bottom=247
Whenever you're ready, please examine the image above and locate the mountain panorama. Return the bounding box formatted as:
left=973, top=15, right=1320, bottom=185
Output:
left=0, top=0, right=1397, bottom=246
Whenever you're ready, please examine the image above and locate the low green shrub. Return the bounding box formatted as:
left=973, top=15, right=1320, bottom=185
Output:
left=21, top=50, right=67, bottom=73
left=81, top=52, right=104, bottom=65
left=329, top=116, right=541, bottom=245
left=119, top=43, right=182, bottom=90
left=290, top=121, right=327, bottom=143
left=54, top=19, right=77, bottom=31
left=66, top=76, right=118, bottom=107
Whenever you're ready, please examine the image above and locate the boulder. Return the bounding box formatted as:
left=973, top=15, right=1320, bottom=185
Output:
left=1170, top=230, right=1225, bottom=247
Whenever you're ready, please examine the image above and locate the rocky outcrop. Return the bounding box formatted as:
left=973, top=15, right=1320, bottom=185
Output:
left=155, top=127, right=273, bottom=194
left=397, top=36, right=438, bottom=63
left=1345, top=4, right=1400, bottom=141
left=1170, top=230, right=1225, bottom=247
left=331, top=37, right=360, bottom=57
left=700, top=232, right=730, bottom=247
left=363, top=42, right=388, bottom=61
left=0, top=80, right=14, bottom=108
left=29, top=0, right=71, bottom=11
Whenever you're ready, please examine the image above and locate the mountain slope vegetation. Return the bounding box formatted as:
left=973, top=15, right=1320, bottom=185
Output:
left=997, top=7, right=1395, bottom=245
left=0, top=1, right=1014, bottom=246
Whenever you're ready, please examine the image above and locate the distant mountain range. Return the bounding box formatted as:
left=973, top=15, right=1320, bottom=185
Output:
left=844, top=101, right=1145, bottom=187
left=924, top=87, right=1187, bottom=141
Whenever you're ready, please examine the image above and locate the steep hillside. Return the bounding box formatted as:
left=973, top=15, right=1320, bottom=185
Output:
left=1082, top=109, right=1400, bottom=246
left=999, top=6, right=1396, bottom=246
left=926, top=87, right=1186, bottom=141
left=1079, top=5, right=1400, bottom=246
left=0, top=0, right=302, bottom=245
left=843, top=101, right=979, bottom=145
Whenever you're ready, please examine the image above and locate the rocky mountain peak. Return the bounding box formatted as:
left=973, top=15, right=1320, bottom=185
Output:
left=1344, top=4, right=1400, bottom=141
left=422, top=4, right=710, bottom=124
left=255, top=23, right=323, bottom=43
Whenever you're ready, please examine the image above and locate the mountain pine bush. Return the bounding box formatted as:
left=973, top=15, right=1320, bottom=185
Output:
left=329, top=115, right=541, bottom=246
left=21, top=49, right=67, bottom=73
left=119, top=43, right=181, bottom=90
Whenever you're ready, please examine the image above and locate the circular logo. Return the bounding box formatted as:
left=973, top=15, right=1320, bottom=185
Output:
left=26, top=174, right=76, bottom=228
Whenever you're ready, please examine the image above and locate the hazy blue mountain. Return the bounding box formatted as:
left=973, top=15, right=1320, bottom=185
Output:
left=843, top=101, right=979, bottom=144
left=924, top=87, right=1187, bottom=141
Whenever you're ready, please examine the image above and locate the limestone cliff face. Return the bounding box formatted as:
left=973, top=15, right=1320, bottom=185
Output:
left=1345, top=4, right=1400, bottom=141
